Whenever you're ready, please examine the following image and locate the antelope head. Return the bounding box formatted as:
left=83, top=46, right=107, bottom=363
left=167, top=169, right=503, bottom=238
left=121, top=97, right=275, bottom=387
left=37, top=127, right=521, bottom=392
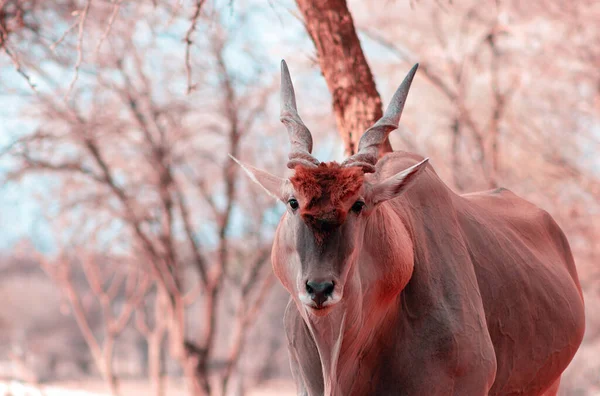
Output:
left=232, top=60, right=428, bottom=316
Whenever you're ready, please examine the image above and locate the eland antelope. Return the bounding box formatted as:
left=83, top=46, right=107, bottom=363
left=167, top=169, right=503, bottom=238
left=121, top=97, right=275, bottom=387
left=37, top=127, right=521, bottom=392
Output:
left=232, top=61, right=585, bottom=396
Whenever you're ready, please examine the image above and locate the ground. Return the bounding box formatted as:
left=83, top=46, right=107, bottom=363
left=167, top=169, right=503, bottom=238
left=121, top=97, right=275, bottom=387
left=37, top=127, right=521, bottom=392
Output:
left=0, top=379, right=296, bottom=396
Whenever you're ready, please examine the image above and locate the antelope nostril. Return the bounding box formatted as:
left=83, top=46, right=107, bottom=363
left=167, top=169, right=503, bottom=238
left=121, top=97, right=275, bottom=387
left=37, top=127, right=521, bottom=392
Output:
left=324, top=281, right=334, bottom=296
left=305, top=280, right=335, bottom=307
left=306, top=283, right=314, bottom=294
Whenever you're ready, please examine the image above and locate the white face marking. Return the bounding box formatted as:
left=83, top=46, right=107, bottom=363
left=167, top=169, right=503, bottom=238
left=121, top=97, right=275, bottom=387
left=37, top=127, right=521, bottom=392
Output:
left=298, top=290, right=342, bottom=311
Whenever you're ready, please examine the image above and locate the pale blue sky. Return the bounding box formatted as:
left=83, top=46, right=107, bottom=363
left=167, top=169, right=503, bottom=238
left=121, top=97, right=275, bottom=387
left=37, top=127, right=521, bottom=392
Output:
left=0, top=0, right=349, bottom=252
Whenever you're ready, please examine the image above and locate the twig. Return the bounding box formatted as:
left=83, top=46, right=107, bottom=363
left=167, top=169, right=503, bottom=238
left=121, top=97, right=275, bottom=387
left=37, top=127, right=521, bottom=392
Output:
left=65, top=0, right=92, bottom=101
left=95, top=0, right=122, bottom=55
left=184, top=0, right=206, bottom=94
left=2, top=46, right=37, bottom=92
left=197, top=178, right=220, bottom=217
left=174, top=185, right=208, bottom=285
left=50, top=20, right=78, bottom=51
left=110, top=272, right=151, bottom=334
left=359, top=26, right=460, bottom=102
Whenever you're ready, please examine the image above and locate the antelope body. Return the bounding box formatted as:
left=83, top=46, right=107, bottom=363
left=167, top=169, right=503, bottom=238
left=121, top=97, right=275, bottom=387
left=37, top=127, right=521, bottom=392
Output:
left=234, top=61, right=585, bottom=396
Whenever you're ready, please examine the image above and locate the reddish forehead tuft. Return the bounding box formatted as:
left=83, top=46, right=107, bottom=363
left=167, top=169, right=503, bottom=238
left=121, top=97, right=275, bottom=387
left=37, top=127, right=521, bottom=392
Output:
left=290, top=162, right=364, bottom=233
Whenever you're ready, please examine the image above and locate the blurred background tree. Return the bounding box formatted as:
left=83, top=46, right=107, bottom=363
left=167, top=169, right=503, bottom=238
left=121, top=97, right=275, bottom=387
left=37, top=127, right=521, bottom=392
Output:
left=0, top=0, right=598, bottom=395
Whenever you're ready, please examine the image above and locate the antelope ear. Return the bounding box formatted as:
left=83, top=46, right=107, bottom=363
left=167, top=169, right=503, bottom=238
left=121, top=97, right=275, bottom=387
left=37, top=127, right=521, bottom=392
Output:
left=371, top=158, right=429, bottom=205
left=230, top=155, right=287, bottom=201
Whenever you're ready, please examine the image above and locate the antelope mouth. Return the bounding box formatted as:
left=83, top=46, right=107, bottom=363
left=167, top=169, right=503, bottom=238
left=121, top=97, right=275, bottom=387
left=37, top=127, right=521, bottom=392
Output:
left=302, top=295, right=342, bottom=317
left=306, top=303, right=336, bottom=317
left=299, top=284, right=343, bottom=316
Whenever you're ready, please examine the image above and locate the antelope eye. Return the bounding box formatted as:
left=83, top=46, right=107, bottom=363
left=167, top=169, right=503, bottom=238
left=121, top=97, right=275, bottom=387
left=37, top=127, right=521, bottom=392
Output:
left=351, top=200, right=365, bottom=214
left=288, top=198, right=299, bottom=210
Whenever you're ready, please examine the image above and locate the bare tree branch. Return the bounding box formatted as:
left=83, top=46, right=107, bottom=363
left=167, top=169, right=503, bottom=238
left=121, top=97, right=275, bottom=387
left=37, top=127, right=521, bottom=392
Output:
left=184, top=0, right=206, bottom=94
left=65, top=0, right=92, bottom=100
left=95, top=0, right=122, bottom=54
left=50, top=20, right=78, bottom=51
left=1, top=45, right=37, bottom=92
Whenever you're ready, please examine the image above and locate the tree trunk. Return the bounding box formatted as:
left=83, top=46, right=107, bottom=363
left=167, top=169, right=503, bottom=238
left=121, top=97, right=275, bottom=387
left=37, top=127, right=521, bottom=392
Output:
left=182, top=355, right=211, bottom=396
left=295, top=0, right=389, bottom=156
left=164, top=292, right=211, bottom=396
left=106, top=372, right=120, bottom=396
left=148, top=332, right=166, bottom=396
left=101, top=338, right=120, bottom=396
